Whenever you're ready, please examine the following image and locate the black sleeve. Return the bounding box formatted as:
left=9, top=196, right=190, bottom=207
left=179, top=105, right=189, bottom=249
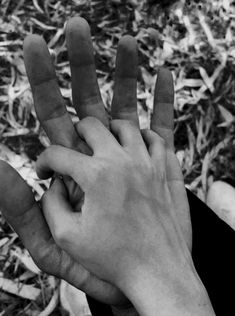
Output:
left=87, top=188, right=235, bottom=316
left=188, top=189, right=235, bottom=315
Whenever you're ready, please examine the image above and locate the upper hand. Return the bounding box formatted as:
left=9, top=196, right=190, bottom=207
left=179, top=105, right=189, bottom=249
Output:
left=36, top=118, right=213, bottom=316
left=36, top=117, right=188, bottom=285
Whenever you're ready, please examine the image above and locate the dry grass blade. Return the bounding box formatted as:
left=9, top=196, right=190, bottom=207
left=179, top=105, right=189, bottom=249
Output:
left=0, top=277, right=41, bottom=301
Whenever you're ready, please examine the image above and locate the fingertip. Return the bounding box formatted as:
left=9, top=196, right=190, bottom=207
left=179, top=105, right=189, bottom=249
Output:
left=116, top=35, right=138, bottom=78
left=155, top=67, right=174, bottom=104
left=23, top=34, right=49, bottom=65
left=36, top=167, right=54, bottom=180
left=50, top=177, right=67, bottom=197
left=23, top=34, right=54, bottom=86
left=66, top=16, right=90, bottom=39
left=157, top=67, right=172, bottom=79
left=36, top=150, right=54, bottom=180
left=118, top=35, right=137, bottom=53
left=66, top=16, right=93, bottom=66
left=23, top=34, right=45, bottom=53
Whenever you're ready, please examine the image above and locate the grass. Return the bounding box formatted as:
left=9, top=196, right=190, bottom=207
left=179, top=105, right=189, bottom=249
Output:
left=0, top=0, right=235, bottom=314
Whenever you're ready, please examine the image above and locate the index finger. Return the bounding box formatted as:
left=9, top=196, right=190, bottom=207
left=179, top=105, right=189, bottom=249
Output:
left=23, top=35, right=88, bottom=154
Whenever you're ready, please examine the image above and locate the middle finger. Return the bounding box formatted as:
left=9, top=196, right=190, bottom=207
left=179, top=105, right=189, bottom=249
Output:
left=66, top=17, right=109, bottom=127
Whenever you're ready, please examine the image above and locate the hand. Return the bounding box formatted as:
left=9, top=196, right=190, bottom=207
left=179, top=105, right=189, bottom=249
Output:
left=0, top=16, right=191, bottom=312
left=36, top=117, right=214, bottom=316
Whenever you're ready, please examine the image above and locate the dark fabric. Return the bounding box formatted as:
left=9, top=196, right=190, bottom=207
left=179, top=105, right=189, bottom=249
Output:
left=188, top=189, right=235, bottom=315
left=86, top=295, right=112, bottom=316
left=87, top=188, right=235, bottom=315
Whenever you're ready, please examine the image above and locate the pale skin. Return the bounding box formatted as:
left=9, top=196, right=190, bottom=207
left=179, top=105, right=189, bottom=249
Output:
left=0, top=16, right=213, bottom=315
left=36, top=117, right=214, bottom=316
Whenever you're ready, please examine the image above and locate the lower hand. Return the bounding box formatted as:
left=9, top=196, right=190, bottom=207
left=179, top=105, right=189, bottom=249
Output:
left=0, top=15, right=192, bottom=313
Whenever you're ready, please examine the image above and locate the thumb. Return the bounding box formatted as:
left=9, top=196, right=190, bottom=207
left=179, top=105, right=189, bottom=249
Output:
left=42, top=177, right=82, bottom=246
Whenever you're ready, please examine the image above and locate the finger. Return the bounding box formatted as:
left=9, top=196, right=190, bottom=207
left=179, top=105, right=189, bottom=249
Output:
left=151, top=69, right=191, bottom=248
left=75, top=117, right=118, bottom=154
left=110, top=119, right=145, bottom=148
left=151, top=67, right=174, bottom=150
left=141, top=129, right=166, bottom=171
left=42, top=178, right=78, bottom=244
left=111, top=35, right=139, bottom=125
left=23, top=35, right=88, bottom=154
left=36, top=145, right=93, bottom=189
left=66, top=17, right=108, bottom=127
left=151, top=67, right=182, bottom=181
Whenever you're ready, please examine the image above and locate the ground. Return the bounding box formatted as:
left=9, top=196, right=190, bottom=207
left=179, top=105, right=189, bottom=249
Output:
left=0, top=0, right=235, bottom=315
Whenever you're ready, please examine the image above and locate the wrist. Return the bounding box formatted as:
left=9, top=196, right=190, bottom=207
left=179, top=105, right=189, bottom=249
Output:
left=118, top=264, right=215, bottom=316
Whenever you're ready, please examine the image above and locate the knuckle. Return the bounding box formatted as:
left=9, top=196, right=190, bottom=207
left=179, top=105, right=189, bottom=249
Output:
left=77, top=271, right=91, bottom=291
left=124, top=156, right=134, bottom=170
left=81, top=116, right=99, bottom=127
left=42, top=146, right=53, bottom=162
left=33, top=247, right=55, bottom=275
left=33, top=246, right=66, bottom=278
left=63, top=261, right=90, bottom=291
left=92, top=158, right=110, bottom=180
left=146, top=160, right=156, bottom=174
left=59, top=255, right=91, bottom=291
left=144, top=160, right=157, bottom=179
left=156, top=168, right=167, bottom=182
left=54, top=227, right=68, bottom=248
left=111, top=119, right=136, bottom=130
left=152, top=132, right=167, bottom=153
left=145, top=161, right=165, bottom=182
left=77, top=116, right=103, bottom=135
left=139, top=156, right=165, bottom=182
